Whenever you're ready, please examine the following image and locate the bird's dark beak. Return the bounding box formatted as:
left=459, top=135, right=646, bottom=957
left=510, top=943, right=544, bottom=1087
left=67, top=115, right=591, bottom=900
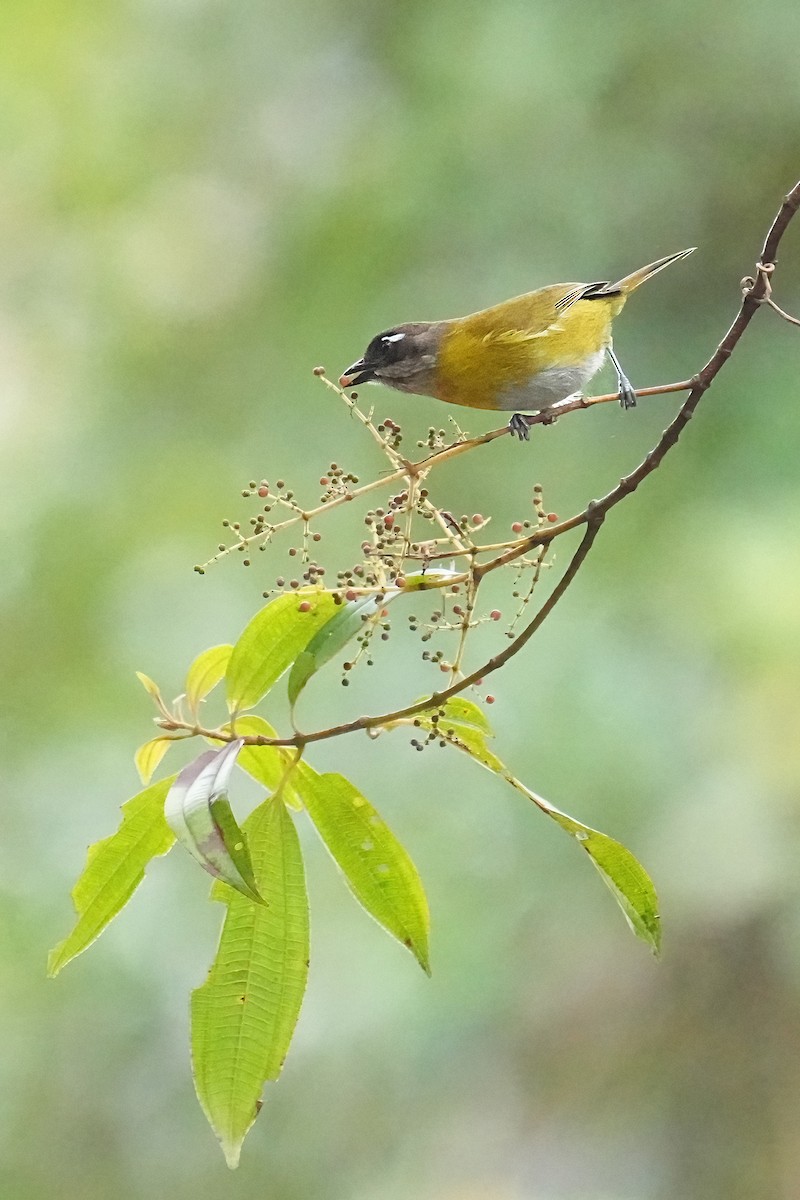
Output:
left=338, top=359, right=375, bottom=388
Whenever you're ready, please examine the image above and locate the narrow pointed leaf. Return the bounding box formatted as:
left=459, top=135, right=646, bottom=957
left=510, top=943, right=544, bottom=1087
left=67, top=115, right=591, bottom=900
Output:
left=192, top=796, right=309, bottom=1169
left=400, top=567, right=462, bottom=591
left=287, top=595, right=381, bottom=710
left=421, top=718, right=505, bottom=773
left=529, top=790, right=661, bottom=954
left=297, top=771, right=430, bottom=973
left=165, top=741, right=263, bottom=903
left=504, top=774, right=661, bottom=954
left=433, top=697, right=493, bottom=735
left=136, top=671, right=163, bottom=701
left=417, top=719, right=661, bottom=953
left=186, top=644, right=233, bottom=710
left=226, top=591, right=338, bottom=713
left=135, top=735, right=179, bottom=785
left=48, top=774, right=178, bottom=976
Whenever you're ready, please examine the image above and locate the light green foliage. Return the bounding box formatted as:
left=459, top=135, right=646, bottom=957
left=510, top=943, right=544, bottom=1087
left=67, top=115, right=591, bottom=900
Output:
left=408, top=700, right=661, bottom=954
left=545, top=803, right=661, bottom=954
left=186, top=643, right=233, bottom=711
left=298, top=769, right=431, bottom=974
left=134, top=735, right=179, bottom=785
left=288, top=595, right=380, bottom=710
left=191, top=797, right=309, bottom=1169
left=48, top=776, right=178, bottom=976
left=226, top=592, right=338, bottom=713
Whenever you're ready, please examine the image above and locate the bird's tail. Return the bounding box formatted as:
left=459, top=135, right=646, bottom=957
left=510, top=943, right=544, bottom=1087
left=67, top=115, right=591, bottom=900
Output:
left=612, top=247, right=695, bottom=295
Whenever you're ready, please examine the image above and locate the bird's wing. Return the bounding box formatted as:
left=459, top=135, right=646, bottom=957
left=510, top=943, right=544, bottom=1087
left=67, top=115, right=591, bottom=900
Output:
left=480, top=324, right=564, bottom=345
left=554, top=279, right=618, bottom=313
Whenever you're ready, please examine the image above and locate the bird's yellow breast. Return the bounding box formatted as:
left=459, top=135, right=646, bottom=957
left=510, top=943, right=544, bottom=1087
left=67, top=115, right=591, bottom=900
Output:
left=433, top=286, right=626, bottom=411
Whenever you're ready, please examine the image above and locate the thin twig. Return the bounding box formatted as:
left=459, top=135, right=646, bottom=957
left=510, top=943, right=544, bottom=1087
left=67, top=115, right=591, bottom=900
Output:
left=177, top=180, right=800, bottom=749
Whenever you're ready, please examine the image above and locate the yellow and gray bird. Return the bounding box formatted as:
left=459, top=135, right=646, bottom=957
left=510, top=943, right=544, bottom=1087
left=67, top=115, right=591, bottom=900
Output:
left=339, top=248, right=695, bottom=440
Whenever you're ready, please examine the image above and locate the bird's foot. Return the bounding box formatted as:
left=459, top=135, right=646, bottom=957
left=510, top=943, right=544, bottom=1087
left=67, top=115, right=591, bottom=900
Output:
left=508, top=413, right=532, bottom=441
left=618, top=379, right=638, bottom=410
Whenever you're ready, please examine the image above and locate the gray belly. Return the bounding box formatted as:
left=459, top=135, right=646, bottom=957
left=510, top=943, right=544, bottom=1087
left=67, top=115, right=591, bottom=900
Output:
left=495, top=350, right=606, bottom=412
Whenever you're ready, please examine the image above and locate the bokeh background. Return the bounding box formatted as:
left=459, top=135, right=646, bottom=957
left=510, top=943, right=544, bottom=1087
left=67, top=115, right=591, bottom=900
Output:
left=3, top=1, right=800, bottom=1197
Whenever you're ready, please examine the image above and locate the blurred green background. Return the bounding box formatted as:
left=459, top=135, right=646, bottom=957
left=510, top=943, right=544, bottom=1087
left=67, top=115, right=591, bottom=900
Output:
left=3, top=1, right=800, bottom=1197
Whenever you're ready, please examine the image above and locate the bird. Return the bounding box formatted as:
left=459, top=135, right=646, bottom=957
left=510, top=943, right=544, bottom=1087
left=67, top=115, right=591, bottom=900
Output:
left=339, top=248, right=695, bottom=440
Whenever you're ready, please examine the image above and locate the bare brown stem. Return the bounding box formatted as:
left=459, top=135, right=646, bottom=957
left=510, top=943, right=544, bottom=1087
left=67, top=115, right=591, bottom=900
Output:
left=180, top=180, right=800, bottom=750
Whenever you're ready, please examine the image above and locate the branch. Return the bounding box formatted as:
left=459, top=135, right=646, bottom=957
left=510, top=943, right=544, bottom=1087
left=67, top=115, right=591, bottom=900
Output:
left=176, top=180, right=800, bottom=749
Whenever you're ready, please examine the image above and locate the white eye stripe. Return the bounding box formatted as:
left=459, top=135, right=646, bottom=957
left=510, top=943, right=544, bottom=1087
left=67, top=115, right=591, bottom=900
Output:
left=382, top=333, right=405, bottom=343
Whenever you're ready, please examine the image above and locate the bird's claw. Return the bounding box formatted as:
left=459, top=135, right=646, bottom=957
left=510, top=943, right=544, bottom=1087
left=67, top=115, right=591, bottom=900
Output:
left=618, top=380, right=638, bottom=410
left=508, top=413, right=531, bottom=441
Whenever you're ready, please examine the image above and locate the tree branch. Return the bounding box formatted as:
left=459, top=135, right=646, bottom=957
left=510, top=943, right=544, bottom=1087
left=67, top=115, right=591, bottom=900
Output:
left=175, top=180, right=800, bottom=750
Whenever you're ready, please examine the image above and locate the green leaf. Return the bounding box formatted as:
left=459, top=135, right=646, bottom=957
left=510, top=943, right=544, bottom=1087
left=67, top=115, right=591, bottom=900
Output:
left=186, top=644, right=233, bottom=711
left=165, top=742, right=263, bottom=904
left=226, top=591, right=338, bottom=713
left=407, top=711, right=661, bottom=954
left=505, top=776, right=661, bottom=955
left=227, top=715, right=306, bottom=811
left=418, top=714, right=505, bottom=774
left=433, top=697, right=493, bottom=735
left=381, top=698, right=502, bottom=772
left=192, top=796, right=309, bottom=1169
left=134, top=735, right=179, bottom=785
left=536, top=797, right=661, bottom=954
left=48, top=775, right=178, bottom=976
left=136, top=671, right=163, bottom=701
left=287, top=595, right=379, bottom=710
left=297, top=771, right=430, bottom=973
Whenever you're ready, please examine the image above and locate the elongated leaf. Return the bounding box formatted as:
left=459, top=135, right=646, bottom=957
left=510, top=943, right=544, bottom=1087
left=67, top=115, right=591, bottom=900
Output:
left=165, top=741, right=263, bottom=903
left=405, top=714, right=661, bottom=954
left=135, top=735, right=179, bottom=785
left=227, top=715, right=307, bottom=811
left=48, top=775, right=177, bottom=976
left=288, top=595, right=379, bottom=710
left=432, top=697, right=493, bottom=735
left=297, top=771, right=430, bottom=973
left=192, top=796, right=309, bottom=1169
left=527, top=789, right=661, bottom=954
left=136, top=671, right=163, bottom=701
left=400, top=567, right=462, bottom=591
left=418, top=715, right=504, bottom=773
left=186, top=644, right=233, bottom=710
left=226, top=591, right=338, bottom=713
left=381, top=698, right=502, bottom=772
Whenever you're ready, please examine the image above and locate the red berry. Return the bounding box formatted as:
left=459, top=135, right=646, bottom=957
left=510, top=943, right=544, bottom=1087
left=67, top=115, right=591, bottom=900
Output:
left=490, top=610, right=501, bottom=621
left=298, top=601, right=311, bottom=613
left=320, top=477, right=329, bottom=487
left=547, top=512, right=558, bottom=523
left=485, top=694, right=495, bottom=704
left=257, top=485, right=269, bottom=497
left=345, top=589, right=358, bottom=601
left=511, top=522, right=523, bottom=534
left=472, top=513, right=483, bottom=525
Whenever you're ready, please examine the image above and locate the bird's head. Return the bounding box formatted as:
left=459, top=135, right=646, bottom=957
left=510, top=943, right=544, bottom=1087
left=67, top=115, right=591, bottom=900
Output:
left=339, top=323, right=443, bottom=396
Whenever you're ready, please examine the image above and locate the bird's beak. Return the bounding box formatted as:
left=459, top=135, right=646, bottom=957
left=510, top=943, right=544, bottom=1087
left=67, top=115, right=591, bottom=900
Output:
left=338, top=359, right=375, bottom=388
